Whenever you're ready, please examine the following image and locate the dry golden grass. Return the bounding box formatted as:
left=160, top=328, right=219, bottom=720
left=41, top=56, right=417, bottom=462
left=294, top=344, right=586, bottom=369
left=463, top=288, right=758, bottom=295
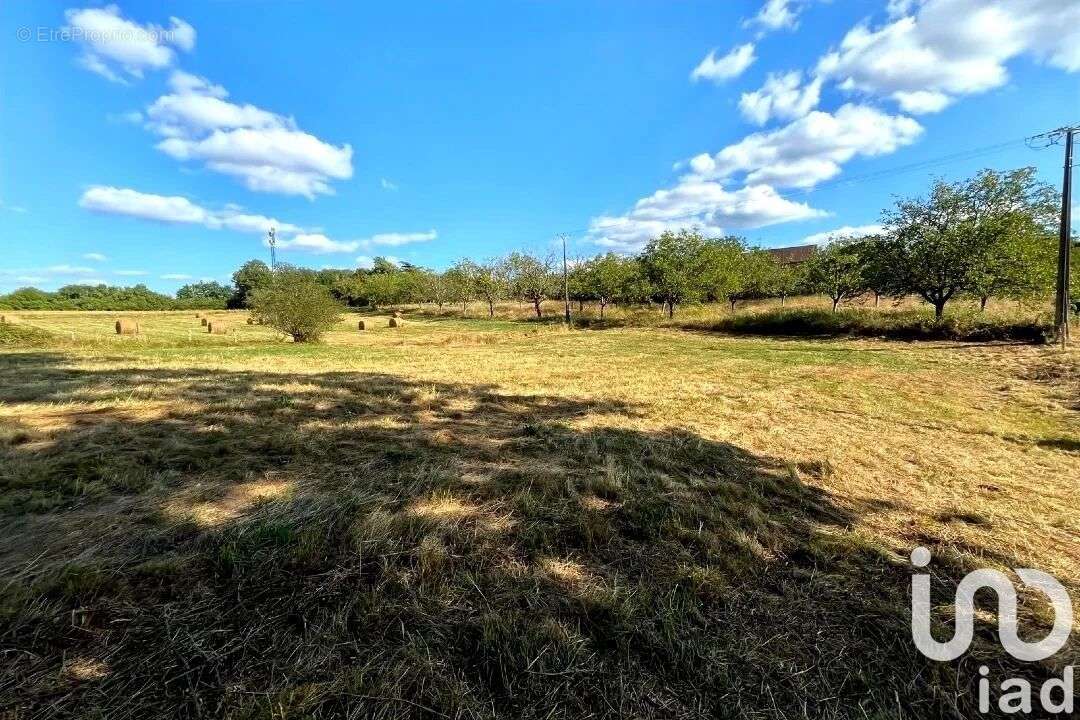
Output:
left=0, top=308, right=1076, bottom=718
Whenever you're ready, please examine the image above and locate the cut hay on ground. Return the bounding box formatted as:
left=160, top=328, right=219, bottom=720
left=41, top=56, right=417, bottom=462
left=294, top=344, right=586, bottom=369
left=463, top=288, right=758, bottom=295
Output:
left=388, top=317, right=402, bottom=328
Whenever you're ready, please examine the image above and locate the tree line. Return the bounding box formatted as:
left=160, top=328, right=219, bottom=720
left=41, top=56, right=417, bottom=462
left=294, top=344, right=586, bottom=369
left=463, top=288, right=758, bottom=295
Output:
left=3, top=167, right=1075, bottom=317
left=230, top=167, right=1072, bottom=321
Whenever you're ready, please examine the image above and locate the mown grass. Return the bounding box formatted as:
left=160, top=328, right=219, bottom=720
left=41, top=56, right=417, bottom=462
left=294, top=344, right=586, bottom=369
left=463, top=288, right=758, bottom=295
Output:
left=0, top=309, right=1077, bottom=719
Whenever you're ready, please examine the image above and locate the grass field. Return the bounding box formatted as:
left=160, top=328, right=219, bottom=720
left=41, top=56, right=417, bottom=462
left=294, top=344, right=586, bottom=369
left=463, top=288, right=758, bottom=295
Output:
left=1, top=307, right=1077, bottom=718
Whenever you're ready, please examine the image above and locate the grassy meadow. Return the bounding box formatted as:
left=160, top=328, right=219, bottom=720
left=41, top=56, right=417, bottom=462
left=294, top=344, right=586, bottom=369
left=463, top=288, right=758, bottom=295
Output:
left=0, top=305, right=1077, bottom=718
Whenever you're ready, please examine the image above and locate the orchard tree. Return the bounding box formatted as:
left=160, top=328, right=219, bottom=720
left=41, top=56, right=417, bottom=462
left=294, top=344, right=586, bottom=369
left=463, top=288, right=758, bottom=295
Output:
left=640, top=230, right=711, bottom=318
left=250, top=267, right=343, bottom=342
left=505, top=252, right=555, bottom=318
left=770, top=262, right=804, bottom=307
left=445, top=260, right=478, bottom=313
left=880, top=167, right=1057, bottom=319
left=583, top=253, right=636, bottom=319
left=803, top=239, right=866, bottom=312
left=473, top=260, right=510, bottom=318
left=725, top=246, right=776, bottom=311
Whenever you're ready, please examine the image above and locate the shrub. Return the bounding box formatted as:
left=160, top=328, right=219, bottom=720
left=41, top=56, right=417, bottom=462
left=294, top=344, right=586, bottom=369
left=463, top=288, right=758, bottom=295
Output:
left=249, top=268, right=344, bottom=342
left=707, top=307, right=1049, bottom=343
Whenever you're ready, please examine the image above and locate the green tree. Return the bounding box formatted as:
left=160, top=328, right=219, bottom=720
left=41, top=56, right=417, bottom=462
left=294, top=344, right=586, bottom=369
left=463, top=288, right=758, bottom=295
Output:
left=505, top=252, right=555, bottom=319
left=444, top=260, right=478, bottom=313
left=176, top=281, right=232, bottom=302
left=229, top=260, right=273, bottom=309
left=803, top=239, right=866, bottom=312
left=582, top=253, right=636, bottom=319
left=640, top=230, right=711, bottom=318
left=879, top=167, right=1057, bottom=319
left=473, top=260, right=509, bottom=318
left=249, top=267, right=344, bottom=342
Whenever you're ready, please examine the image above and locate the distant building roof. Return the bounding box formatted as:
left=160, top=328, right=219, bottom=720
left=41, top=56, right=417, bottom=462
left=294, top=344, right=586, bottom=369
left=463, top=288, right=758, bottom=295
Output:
left=767, top=244, right=817, bottom=264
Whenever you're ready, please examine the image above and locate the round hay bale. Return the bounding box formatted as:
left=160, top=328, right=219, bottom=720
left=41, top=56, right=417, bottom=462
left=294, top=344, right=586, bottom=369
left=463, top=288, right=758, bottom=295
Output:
left=388, top=317, right=403, bottom=328
left=200, top=318, right=208, bottom=326
left=195, top=313, right=202, bottom=319
left=358, top=320, right=367, bottom=330
left=246, top=317, right=255, bottom=325
left=207, top=321, right=229, bottom=335
left=115, top=318, right=139, bottom=335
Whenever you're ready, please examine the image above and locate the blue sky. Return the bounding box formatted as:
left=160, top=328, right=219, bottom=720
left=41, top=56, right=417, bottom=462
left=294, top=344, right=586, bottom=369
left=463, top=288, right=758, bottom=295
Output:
left=1, top=0, right=1078, bottom=293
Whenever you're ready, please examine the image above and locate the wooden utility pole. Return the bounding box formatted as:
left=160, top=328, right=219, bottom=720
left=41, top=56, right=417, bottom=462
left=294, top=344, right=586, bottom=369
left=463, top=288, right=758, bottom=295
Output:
left=1053, top=128, right=1074, bottom=348
left=560, top=234, right=571, bottom=324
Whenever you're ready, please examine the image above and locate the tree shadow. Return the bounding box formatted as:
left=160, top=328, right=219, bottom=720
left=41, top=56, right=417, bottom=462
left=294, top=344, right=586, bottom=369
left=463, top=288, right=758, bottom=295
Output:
left=0, top=352, right=1071, bottom=719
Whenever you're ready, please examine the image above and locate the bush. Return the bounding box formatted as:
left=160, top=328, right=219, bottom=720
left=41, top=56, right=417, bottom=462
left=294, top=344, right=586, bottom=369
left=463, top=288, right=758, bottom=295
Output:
left=707, top=307, right=1049, bottom=343
left=249, top=268, right=343, bottom=342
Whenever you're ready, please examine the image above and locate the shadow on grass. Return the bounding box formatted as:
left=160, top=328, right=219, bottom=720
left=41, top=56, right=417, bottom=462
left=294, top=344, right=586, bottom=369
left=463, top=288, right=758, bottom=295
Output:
left=0, top=352, right=1070, bottom=719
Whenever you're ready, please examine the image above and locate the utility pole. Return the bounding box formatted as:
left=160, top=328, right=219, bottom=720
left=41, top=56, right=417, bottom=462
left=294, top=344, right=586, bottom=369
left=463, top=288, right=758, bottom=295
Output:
left=1053, top=128, right=1074, bottom=348
left=268, top=227, right=277, bottom=271
left=560, top=233, right=571, bottom=325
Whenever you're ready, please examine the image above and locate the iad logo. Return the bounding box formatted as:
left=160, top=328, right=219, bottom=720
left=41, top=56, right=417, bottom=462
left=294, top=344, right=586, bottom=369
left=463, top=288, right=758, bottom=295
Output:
left=910, top=547, right=1075, bottom=714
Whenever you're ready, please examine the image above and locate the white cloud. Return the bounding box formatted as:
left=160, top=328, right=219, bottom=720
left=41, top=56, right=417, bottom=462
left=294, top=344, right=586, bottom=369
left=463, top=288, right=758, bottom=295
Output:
left=0, top=199, right=27, bottom=213
left=745, top=0, right=802, bottom=33
left=380, top=178, right=399, bottom=191
left=739, top=71, right=823, bottom=125
left=801, top=224, right=885, bottom=245
left=78, top=185, right=301, bottom=235
left=691, top=44, right=756, bottom=83
left=146, top=71, right=353, bottom=198
left=817, top=0, right=1080, bottom=113
left=114, top=269, right=148, bottom=276
left=161, top=273, right=193, bottom=281
left=588, top=180, right=826, bottom=252
left=45, top=264, right=97, bottom=275
left=355, top=255, right=375, bottom=269
left=688, top=103, right=923, bottom=189
left=274, top=233, right=359, bottom=254
left=64, top=6, right=195, bottom=83
left=83, top=252, right=107, bottom=262
left=80, top=185, right=208, bottom=224
left=366, top=230, right=437, bottom=247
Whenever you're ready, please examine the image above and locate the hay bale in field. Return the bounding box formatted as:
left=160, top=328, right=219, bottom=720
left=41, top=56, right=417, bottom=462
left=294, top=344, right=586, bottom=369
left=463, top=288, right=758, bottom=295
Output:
left=207, top=321, right=229, bottom=335
left=388, top=317, right=403, bottom=328
left=195, top=313, right=202, bottom=319
left=115, top=318, right=139, bottom=335
left=246, top=317, right=255, bottom=325
left=358, top=320, right=367, bottom=330
left=200, top=318, right=208, bottom=326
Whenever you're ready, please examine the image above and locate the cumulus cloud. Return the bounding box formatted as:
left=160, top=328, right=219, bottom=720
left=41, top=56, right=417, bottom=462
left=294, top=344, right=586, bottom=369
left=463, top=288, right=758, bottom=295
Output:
left=78, top=185, right=301, bottom=235
left=161, top=273, right=193, bottom=281
left=745, top=0, right=803, bottom=33
left=801, top=223, right=885, bottom=245
left=273, top=233, right=359, bottom=254
left=739, top=71, right=823, bottom=125
left=817, top=0, right=1080, bottom=113
left=83, top=252, right=107, bottom=262
left=145, top=71, right=353, bottom=198
left=687, top=104, right=923, bottom=189
left=691, top=44, right=756, bottom=83
left=275, top=229, right=438, bottom=254
left=587, top=180, right=827, bottom=252
left=64, top=5, right=195, bottom=83
left=380, top=178, right=399, bottom=191
left=114, top=269, right=148, bottom=276
left=365, top=230, right=437, bottom=247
